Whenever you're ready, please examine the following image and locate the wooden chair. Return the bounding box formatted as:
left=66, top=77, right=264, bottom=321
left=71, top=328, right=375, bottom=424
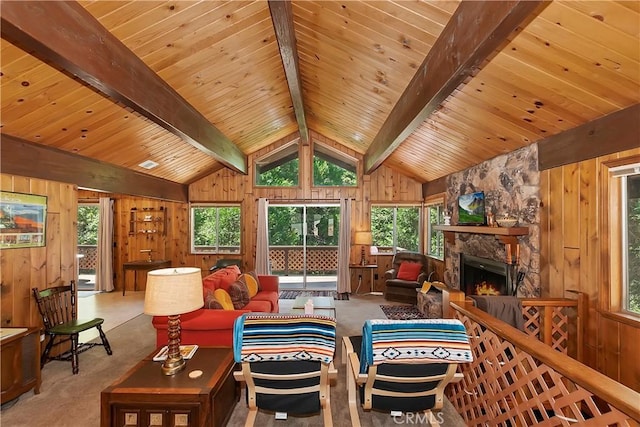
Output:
left=32, top=280, right=112, bottom=374
left=233, top=313, right=337, bottom=426
left=342, top=319, right=473, bottom=427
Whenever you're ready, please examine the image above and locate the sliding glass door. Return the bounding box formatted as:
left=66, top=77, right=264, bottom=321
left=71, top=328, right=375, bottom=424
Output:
left=268, top=204, right=339, bottom=289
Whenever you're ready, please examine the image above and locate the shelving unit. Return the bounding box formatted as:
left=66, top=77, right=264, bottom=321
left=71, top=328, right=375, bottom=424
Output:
left=434, top=225, right=529, bottom=264
left=128, top=207, right=167, bottom=236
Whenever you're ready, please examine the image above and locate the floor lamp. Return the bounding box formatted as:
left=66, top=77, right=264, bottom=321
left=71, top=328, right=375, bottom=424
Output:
left=144, top=267, right=204, bottom=375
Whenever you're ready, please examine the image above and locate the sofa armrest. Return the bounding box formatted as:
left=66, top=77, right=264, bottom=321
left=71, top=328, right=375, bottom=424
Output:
left=152, top=308, right=249, bottom=332
left=258, top=274, right=279, bottom=292
left=384, top=269, right=396, bottom=280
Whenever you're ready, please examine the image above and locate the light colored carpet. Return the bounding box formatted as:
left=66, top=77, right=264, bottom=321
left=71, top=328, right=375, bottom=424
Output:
left=1, top=295, right=466, bottom=427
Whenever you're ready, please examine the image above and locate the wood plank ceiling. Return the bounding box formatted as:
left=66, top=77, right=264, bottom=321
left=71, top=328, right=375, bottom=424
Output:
left=1, top=1, right=639, bottom=195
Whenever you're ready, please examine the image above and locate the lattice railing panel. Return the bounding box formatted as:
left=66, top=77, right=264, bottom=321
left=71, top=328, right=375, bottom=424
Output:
left=448, top=311, right=638, bottom=426
left=521, top=302, right=574, bottom=355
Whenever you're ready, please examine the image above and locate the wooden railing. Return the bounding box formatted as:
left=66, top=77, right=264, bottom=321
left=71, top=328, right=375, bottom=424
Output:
left=447, top=300, right=640, bottom=426
left=520, top=291, right=587, bottom=360
left=269, top=246, right=338, bottom=275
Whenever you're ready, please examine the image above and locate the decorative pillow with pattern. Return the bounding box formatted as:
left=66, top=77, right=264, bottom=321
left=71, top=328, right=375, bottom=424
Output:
left=227, top=280, right=250, bottom=309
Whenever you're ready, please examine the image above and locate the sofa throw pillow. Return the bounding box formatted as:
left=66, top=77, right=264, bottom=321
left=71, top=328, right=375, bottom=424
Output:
left=245, top=270, right=261, bottom=291
left=397, top=261, right=422, bottom=281
left=227, top=280, right=250, bottom=309
left=213, top=289, right=234, bottom=310
left=204, top=289, right=224, bottom=309
left=239, top=273, right=259, bottom=298
left=202, top=265, right=241, bottom=295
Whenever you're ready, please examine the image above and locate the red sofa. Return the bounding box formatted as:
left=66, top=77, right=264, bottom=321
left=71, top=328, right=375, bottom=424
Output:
left=152, top=266, right=279, bottom=347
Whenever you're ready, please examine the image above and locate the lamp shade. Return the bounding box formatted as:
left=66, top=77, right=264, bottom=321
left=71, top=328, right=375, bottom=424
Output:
left=354, top=231, right=372, bottom=245
left=143, top=267, right=204, bottom=316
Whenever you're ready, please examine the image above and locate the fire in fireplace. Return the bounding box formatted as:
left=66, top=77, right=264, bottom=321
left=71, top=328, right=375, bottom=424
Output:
left=460, top=254, right=514, bottom=296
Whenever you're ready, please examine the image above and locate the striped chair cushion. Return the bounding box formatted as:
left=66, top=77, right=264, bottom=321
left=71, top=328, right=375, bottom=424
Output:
left=233, top=313, right=336, bottom=364
left=360, top=319, right=472, bottom=373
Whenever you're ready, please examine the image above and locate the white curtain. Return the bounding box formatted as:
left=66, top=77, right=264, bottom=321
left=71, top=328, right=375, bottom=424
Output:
left=96, top=197, right=114, bottom=292
left=255, top=198, right=271, bottom=275
left=337, top=198, right=351, bottom=294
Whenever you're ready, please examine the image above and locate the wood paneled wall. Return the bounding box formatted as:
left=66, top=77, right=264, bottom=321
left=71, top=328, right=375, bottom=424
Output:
left=81, top=131, right=425, bottom=294
left=539, top=147, right=640, bottom=392
left=2, top=131, right=427, bottom=325
left=0, top=173, right=77, bottom=328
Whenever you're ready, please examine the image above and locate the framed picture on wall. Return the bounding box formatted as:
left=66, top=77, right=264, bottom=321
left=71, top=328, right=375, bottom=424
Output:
left=0, top=191, right=48, bottom=249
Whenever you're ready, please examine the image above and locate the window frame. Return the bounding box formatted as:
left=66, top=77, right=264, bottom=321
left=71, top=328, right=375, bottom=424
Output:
left=370, top=204, right=422, bottom=255
left=312, top=142, right=358, bottom=187
left=425, top=198, right=445, bottom=260
left=254, top=142, right=300, bottom=188
left=189, top=203, right=242, bottom=255
left=602, top=157, right=640, bottom=325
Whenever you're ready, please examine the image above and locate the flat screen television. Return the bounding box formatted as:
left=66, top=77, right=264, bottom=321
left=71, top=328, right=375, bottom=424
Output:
left=458, top=191, right=486, bottom=225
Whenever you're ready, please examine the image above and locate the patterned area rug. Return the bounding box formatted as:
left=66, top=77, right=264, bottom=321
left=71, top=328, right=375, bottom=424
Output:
left=279, top=290, right=336, bottom=299
left=380, top=304, right=424, bottom=320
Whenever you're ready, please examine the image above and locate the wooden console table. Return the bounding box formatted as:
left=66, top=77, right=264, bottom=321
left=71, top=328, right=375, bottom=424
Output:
left=101, top=347, right=238, bottom=427
left=122, top=259, right=171, bottom=295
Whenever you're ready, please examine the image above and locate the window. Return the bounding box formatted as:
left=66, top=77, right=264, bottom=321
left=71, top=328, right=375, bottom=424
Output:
left=313, top=144, right=357, bottom=186
left=190, top=204, right=241, bottom=254
left=426, top=201, right=445, bottom=260
left=621, top=172, right=640, bottom=315
left=255, top=143, right=299, bottom=186
left=608, top=161, right=640, bottom=318
left=371, top=205, right=421, bottom=254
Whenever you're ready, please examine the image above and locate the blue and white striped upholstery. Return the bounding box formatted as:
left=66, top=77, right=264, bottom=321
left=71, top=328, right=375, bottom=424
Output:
left=233, top=313, right=336, bottom=364
left=360, top=319, right=472, bottom=373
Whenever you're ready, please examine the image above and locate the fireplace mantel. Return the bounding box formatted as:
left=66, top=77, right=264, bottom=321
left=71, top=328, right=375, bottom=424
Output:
left=433, top=225, right=528, bottom=236
left=434, top=225, right=529, bottom=264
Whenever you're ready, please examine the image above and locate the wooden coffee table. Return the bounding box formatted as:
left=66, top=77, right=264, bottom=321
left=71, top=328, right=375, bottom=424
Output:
left=101, top=347, right=238, bottom=427
left=291, top=296, right=336, bottom=317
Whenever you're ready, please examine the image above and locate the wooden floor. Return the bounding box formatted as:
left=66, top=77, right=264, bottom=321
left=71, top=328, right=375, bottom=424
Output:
left=77, top=291, right=145, bottom=342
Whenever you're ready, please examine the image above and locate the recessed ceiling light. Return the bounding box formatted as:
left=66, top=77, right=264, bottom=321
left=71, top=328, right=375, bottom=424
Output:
left=138, top=160, right=159, bottom=170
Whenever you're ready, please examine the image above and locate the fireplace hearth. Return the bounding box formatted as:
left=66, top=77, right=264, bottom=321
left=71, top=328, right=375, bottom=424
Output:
left=460, top=254, right=514, bottom=296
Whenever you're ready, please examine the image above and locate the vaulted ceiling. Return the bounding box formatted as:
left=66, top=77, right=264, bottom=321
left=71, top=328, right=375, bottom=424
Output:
left=1, top=1, right=639, bottom=201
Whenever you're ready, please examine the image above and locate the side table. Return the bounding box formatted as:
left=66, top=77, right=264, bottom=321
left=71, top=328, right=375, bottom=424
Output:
left=0, top=327, right=41, bottom=404
left=349, top=264, right=380, bottom=295
left=101, top=347, right=238, bottom=427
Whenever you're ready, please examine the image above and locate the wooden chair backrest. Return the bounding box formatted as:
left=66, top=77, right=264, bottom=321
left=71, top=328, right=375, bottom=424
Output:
left=32, top=281, right=76, bottom=331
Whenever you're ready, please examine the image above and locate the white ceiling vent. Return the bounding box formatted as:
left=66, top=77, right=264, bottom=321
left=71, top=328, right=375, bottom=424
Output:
left=138, top=160, right=159, bottom=170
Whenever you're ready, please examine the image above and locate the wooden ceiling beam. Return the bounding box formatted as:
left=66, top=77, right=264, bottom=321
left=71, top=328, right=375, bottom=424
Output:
left=1, top=134, right=188, bottom=202
left=268, top=0, right=310, bottom=145
left=538, top=104, right=640, bottom=171
left=0, top=1, right=247, bottom=174
left=364, top=0, right=549, bottom=174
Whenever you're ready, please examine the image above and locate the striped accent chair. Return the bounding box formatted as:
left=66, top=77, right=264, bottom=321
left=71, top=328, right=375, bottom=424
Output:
left=342, top=319, right=472, bottom=427
left=233, top=313, right=337, bottom=426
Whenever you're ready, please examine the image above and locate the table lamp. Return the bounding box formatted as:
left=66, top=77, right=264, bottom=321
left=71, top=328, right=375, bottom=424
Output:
left=354, top=231, right=372, bottom=266
left=144, top=267, right=203, bottom=375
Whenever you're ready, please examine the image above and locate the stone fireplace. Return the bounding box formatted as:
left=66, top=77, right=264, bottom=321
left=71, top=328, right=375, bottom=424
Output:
left=460, top=254, right=514, bottom=296
left=443, top=144, right=541, bottom=298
